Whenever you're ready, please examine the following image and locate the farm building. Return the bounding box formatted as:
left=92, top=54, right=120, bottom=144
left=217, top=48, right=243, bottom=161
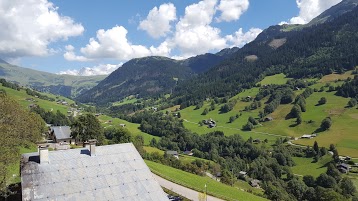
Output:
left=49, top=126, right=73, bottom=144
left=119, top=124, right=126, bottom=127
left=337, top=163, right=350, bottom=173
left=250, top=179, right=260, bottom=187
left=301, top=134, right=313, bottom=139
left=166, top=150, right=179, bottom=159
left=21, top=143, right=167, bottom=201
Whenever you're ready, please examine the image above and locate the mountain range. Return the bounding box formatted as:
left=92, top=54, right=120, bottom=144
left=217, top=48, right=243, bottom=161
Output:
left=0, top=60, right=105, bottom=97
left=1, top=0, right=358, bottom=104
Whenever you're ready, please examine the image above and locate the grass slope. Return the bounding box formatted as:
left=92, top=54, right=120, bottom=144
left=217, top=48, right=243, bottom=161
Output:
left=145, top=160, right=267, bottom=201
left=0, top=63, right=105, bottom=97
left=291, top=155, right=332, bottom=177
left=0, top=84, right=159, bottom=145
left=0, top=85, right=75, bottom=114
left=97, top=115, right=160, bottom=145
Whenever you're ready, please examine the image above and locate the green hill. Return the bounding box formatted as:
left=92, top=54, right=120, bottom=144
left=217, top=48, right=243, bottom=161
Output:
left=0, top=61, right=105, bottom=97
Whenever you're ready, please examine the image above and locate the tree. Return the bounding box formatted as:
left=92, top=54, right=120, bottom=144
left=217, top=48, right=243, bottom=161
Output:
left=340, top=177, right=357, bottom=198
left=242, top=122, right=254, bottom=131
left=229, top=116, right=236, bottom=123
left=201, top=108, right=209, bottom=115
left=326, top=163, right=341, bottom=182
left=320, top=117, right=332, bottom=130
left=248, top=116, right=258, bottom=125
left=290, top=104, right=301, bottom=118
left=104, top=127, right=132, bottom=144
left=316, top=173, right=337, bottom=188
left=177, top=112, right=181, bottom=118
left=318, top=97, right=327, bottom=105
left=303, top=175, right=316, bottom=187
left=313, top=141, right=319, bottom=154
left=71, top=113, right=104, bottom=144
left=348, top=98, right=357, bottom=107
left=296, top=115, right=302, bottom=125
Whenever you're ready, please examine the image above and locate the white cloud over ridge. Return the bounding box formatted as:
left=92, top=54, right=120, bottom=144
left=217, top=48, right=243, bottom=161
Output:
left=64, top=0, right=261, bottom=62
left=64, top=26, right=171, bottom=62
left=226, top=28, right=262, bottom=47
left=138, top=3, right=177, bottom=38
left=0, top=0, right=84, bottom=59
left=287, top=0, right=342, bottom=24
left=217, top=0, right=249, bottom=22
left=58, top=63, right=122, bottom=76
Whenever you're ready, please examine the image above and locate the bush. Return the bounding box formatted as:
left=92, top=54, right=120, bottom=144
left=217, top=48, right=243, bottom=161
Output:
left=318, top=97, right=327, bottom=105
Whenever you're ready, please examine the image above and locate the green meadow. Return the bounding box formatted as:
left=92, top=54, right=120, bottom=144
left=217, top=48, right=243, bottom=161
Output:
left=146, top=160, right=267, bottom=201
left=291, top=155, right=332, bottom=177
left=0, top=85, right=74, bottom=114
left=97, top=115, right=159, bottom=145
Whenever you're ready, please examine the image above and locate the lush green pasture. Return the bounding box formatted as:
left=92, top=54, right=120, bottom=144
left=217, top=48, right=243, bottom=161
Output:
left=145, top=160, right=267, bottom=201
left=258, top=73, right=290, bottom=85
left=179, top=88, right=280, bottom=144
left=255, top=91, right=358, bottom=157
left=98, top=115, right=159, bottom=145
left=291, top=155, right=332, bottom=177
left=112, top=97, right=138, bottom=106
left=143, top=146, right=165, bottom=154
left=0, top=85, right=74, bottom=114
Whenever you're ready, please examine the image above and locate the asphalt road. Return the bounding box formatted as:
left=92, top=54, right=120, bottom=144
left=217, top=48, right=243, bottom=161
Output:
left=153, top=174, right=224, bottom=201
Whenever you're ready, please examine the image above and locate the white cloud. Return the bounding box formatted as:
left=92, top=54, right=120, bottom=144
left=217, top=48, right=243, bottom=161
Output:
left=216, top=0, right=249, bottom=22
left=63, top=45, right=91, bottom=62
left=171, top=0, right=227, bottom=57
left=138, top=3, right=176, bottom=38
left=65, top=26, right=172, bottom=61
left=79, top=26, right=152, bottom=60
left=226, top=28, right=262, bottom=47
left=0, top=0, right=84, bottom=59
left=288, top=0, right=342, bottom=24
left=58, top=63, right=122, bottom=76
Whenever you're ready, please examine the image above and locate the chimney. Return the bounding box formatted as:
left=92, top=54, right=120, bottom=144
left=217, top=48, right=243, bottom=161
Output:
left=89, top=139, right=96, bottom=156
left=39, top=146, right=49, bottom=164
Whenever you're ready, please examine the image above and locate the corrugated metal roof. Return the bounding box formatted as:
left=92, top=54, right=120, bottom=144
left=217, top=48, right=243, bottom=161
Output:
left=21, top=143, right=168, bottom=201
left=51, top=126, right=72, bottom=140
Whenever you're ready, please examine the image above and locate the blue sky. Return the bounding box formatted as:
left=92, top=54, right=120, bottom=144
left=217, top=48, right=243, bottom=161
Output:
left=0, top=0, right=341, bottom=75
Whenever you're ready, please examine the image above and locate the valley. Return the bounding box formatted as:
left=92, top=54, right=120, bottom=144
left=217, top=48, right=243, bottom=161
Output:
left=2, top=0, right=358, bottom=200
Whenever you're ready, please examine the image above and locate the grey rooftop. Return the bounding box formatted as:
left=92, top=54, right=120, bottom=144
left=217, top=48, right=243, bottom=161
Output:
left=50, top=126, right=72, bottom=140
left=21, top=143, right=168, bottom=201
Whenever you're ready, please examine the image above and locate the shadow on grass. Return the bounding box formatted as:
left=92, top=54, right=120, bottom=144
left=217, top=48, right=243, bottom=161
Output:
left=312, top=127, right=326, bottom=134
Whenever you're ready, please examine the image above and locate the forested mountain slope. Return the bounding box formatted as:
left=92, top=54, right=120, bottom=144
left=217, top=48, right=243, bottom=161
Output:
left=77, top=51, right=237, bottom=104
left=173, top=1, right=358, bottom=108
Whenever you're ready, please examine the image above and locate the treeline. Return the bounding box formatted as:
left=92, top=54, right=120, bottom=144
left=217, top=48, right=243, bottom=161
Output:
left=25, top=88, right=55, bottom=101
left=0, top=78, right=20, bottom=90
left=336, top=75, right=358, bottom=99
left=30, top=106, right=72, bottom=126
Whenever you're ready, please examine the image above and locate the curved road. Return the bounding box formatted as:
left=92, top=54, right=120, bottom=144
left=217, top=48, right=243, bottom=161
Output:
left=153, top=174, right=224, bottom=201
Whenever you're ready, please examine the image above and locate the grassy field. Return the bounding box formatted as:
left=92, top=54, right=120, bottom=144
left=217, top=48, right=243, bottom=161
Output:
left=98, top=115, right=160, bottom=145
left=112, top=96, right=138, bottom=106
left=179, top=72, right=358, bottom=156
left=258, top=73, right=290, bottom=86
left=0, top=85, right=74, bottom=114
left=143, top=146, right=165, bottom=154
left=146, top=160, right=267, bottom=201
left=291, top=155, right=332, bottom=177
left=179, top=88, right=281, bottom=144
